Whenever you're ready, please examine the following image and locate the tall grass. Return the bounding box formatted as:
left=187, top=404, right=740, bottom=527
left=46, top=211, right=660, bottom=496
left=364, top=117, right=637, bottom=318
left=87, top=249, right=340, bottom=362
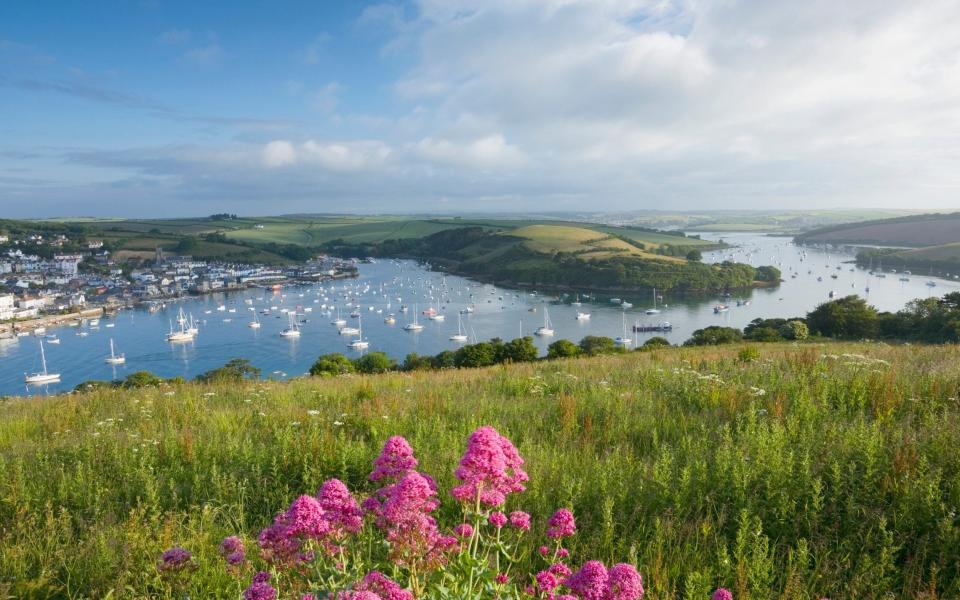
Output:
left=2, top=343, right=959, bottom=599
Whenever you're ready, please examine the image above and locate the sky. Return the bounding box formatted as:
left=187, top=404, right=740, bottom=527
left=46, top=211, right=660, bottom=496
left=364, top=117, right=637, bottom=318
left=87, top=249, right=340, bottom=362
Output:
left=1, top=0, right=960, bottom=218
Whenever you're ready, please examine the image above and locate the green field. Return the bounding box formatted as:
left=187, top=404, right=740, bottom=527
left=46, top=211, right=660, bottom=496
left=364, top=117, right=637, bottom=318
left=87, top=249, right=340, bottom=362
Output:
left=2, top=343, right=959, bottom=598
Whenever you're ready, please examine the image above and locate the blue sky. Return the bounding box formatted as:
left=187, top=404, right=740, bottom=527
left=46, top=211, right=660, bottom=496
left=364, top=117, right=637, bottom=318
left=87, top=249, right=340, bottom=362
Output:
left=2, top=0, right=960, bottom=217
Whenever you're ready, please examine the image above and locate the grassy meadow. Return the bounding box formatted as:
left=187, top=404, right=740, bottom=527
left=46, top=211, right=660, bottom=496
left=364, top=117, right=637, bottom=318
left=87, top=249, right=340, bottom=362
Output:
left=2, top=343, right=960, bottom=599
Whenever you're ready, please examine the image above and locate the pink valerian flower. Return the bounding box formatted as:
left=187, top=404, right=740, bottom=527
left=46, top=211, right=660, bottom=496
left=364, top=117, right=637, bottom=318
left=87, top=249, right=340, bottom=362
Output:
left=489, top=511, right=508, bottom=528
left=336, top=593, right=381, bottom=600
left=219, top=536, right=246, bottom=567
left=535, top=570, right=560, bottom=595
left=370, top=436, right=419, bottom=482
left=538, top=545, right=551, bottom=556
left=353, top=571, right=414, bottom=600
left=510, top=511, right=532, bottom=531
left=495, top=573, right=510, bottom=584
left=547, top=509, right=576, bottom=539
left=243, top=571, right=278, bottom=600
left=451, top=426, right=529, bottom=507
left=549, top=562, right=572, bottom=579
left=557, top=548, right=570, bottom=559
left=712, top=589, right=733, bottom=600
left=375, top=472, right=452, bottom=569
left=606, top=564, right=644, bottom=600
left=157, top=547, right=194, bottom=574
left=454, top=523, right=474, bottom=538
left=318, top=478, right=364, bottom=536
left=565, top=561, right=608, bottom=600
left=557, top=596, right=577, bottom=600
left=258, top=494, right=331, bottom=566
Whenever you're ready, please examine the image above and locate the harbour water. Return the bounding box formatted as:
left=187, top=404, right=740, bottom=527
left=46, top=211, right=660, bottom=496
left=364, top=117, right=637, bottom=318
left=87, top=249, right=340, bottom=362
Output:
left=3, top=232, right=957, bottom=397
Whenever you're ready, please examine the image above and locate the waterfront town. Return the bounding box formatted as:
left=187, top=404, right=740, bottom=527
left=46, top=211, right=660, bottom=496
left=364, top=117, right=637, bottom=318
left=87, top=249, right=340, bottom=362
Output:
left=0, top=232, right=359, bottom=338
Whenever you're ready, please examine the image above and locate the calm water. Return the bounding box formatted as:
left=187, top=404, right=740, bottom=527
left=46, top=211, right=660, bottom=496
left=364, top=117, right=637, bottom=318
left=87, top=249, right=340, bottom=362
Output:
left=3, top=232, right=958, bottom=397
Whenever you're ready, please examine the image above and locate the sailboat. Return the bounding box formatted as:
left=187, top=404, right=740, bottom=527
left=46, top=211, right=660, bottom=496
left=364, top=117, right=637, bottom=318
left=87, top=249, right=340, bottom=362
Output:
left=25, top=339, right=60, bottom=384
left=428, top=300, right=445, bottom=321
left=403, top=303, right=424, bottom=331
left=186, top=312, right=199, bottom=335
left=280, top=313, right=301, bottom=338
left=347, top=315, right=369, bottom=349
left=615, top=314, right=632, bottom=347
left=571, top=294, right=581, bottom=307
left=166, top=311, right=194, bottom=342
left=104, top=338, right=126, bottom=365
left=331, top=306, right=347, bottom=327
left=248, top=310, right=261, bottom=329
left=645, top=288, right=661, bottom=315
left=535, top=306, right=554, bottom=336
left=449, top=312, right=468, bottom=342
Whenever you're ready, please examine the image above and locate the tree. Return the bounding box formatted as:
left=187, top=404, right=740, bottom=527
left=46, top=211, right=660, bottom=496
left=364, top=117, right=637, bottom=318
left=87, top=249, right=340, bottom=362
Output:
left=684, top=326, right=743, bottom=346
left=122, top=371, right=165, bottom=388
left=354, top=352, right=396, bottom=374
left=499, top=336, right=538, bottom=363
left=779, top=320, right=809, bottom=340
left=642, top=336, right=671, bottom=349
left=432, top=350, right=457, bottom=369
left=402, top=353, right=434, bottom=371
left=176, top=236, right=198, bottom=254
left=806, top=295, right=878, bottom=339
left=579, top=335, right=618, bottom=356
left=310, top=353, right=355, bottom=377
left=685, top=249, right=702, bottom=262
left=454, top=342, right=497, bottom=368
left=547, top=339, right=581, bottom=359
left=195, top=358, right=261, bottom=383
left=755, top=265, right=781, bottom=282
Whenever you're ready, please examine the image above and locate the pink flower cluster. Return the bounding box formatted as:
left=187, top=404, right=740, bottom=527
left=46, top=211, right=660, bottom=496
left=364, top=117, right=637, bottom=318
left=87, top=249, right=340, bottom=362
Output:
left=369, top=436, right=419, bottom=482
left=243, top=571, right=277, bottom=600
left=258, top=478, right=363, bottom=565
left=220, top=535, right=246, bottom=567
left=547, top=508, right=576, bottom=539
left=561, top=561, right=644, bottom=600
left=451, top=426, right=529, bottom=507
left=157, top=547, right=193, bottom=573
left=712, top=589, right=733, bottom=600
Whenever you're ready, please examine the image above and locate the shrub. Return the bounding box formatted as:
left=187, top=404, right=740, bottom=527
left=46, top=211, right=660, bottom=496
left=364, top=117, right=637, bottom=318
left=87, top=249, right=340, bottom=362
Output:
left=779, top=320, right=809, bottom=340
left=579, top=335, right=618, bottom=356
left=737, top=346, right=761, bottom=363
left=353, top=352, right=397, bottom=374
left=310, top=353, right=356, bottom=377
left=642, top=336, right=670, bottom=349
left=684, top=326, right=743, bottom=346
left=806, top=295, right=878, bottom=339
left=122, top=370, right=165, bottom=388
left=195, top=359, right=261, bottom=383
left=454, top=342, right=497, bottom=368
left=547, top=339, right=581, bottom=359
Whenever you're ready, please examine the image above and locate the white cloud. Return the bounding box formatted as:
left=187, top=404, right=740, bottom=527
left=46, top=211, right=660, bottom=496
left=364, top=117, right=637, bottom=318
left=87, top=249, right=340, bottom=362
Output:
left=413, top=134, right=528, bottom=169
left=263, top=141, right=296, bottom=167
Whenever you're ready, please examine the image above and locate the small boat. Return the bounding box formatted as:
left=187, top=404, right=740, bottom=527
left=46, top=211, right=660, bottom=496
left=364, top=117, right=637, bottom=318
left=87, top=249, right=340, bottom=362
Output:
left=46, top=337, right=60, bottom=345
left=535, top=307, right=554, bottom=337
left=403, top=304, right=424, bottom=331
left=280, top=313, right=301, bottom=338
left=609, top=298, right=622, bottom=304
left=829, top=290, right=836, bottom=298
left=576, top=312, right=591, bottom=321
left=621, top=302, right=633, bottom=309
left=347, top=316, right=369, bottom=349
left=450, top=313, right=468, bottom=342
left=25, top=340, right=60, bottom=384
left=645, top=288, right=661, bottom=315
left=104, top=338, right=126, bottom=365
left=34, top=327, right=46, bottom=336
left=338, top=326, right=360, bottom=335
left=249, top=311, right=262, bottom=329
left=736, top=299, right=751, bottom=307
left=713, top=305, right=729, bottom=314
left=384, top=314, right=396, bottom=325
left=88, top=319, right=100, bottom=327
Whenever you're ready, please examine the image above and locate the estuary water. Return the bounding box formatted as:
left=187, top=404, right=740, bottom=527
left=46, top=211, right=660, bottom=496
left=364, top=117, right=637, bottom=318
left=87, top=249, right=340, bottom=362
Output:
left=3, top=231, right=958, bottom=397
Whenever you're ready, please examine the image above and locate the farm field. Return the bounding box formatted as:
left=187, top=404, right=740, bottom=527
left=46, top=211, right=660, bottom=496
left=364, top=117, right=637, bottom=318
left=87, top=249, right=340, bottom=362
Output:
left=505, top=224, right=683, bottom=262
left=2, top=343, right=959, bottom=598
left=796, top=213, right=960, bottom=247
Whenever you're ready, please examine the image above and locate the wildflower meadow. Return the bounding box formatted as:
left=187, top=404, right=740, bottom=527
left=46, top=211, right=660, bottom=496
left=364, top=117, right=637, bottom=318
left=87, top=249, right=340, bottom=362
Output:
left=2, top=342, right=960, bottom=598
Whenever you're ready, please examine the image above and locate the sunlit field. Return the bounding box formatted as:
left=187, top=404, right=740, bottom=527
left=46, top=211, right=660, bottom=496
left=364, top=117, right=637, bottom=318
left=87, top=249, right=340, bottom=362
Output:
left=2, top=343, right=959, bottom=598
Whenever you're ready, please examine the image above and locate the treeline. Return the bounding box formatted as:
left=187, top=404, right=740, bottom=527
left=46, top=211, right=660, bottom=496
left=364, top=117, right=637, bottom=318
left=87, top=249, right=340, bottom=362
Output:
left=685, top=292, right=960, bottom=346
left=324, top=227, right=780, bottom=293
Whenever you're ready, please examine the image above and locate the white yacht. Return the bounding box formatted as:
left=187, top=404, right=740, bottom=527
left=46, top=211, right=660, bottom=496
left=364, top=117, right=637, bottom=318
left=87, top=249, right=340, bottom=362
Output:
left=347, top=315, right=369, bottom=349
left=535, top=306, right=554, bottom=336
left=576, top=312, right=591, bottom=321
left=645, top=288, right=661, bottom=315
left=104, top=338, right=126, bottom=365
left=449, top=312, right=468, bottom=342
left=25, top=340, right=60, bottom=384
left=403, top=304, right=424, bottom=331
left=280, top=313, right=301, bottom=338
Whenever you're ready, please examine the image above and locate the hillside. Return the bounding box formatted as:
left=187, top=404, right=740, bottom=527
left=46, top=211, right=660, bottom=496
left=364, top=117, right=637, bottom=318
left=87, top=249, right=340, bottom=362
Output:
left=2, top=343, right=959, bottom=598
left=795, top=212, right=960, bottom=273
left=795, top=212, right=960, bottom=246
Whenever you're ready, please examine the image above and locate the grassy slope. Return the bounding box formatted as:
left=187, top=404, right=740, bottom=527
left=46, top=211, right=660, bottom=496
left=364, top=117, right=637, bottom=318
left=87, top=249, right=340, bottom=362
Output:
left=2, top=343, right=959, bottom=598
left=507, top=225, right=683, bottom=262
